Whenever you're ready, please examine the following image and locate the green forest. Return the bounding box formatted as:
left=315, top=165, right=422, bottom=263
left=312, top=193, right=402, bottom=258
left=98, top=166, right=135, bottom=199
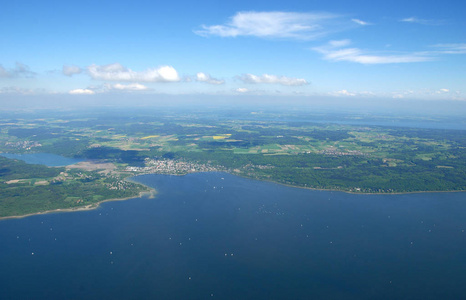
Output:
left=0, top=156, right=149, bottom=218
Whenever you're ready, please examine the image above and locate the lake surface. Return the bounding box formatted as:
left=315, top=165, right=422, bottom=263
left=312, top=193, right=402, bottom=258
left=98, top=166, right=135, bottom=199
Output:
left=0, top=152, right=83, bottom=167
left=1, top=172, right=466, bottom=299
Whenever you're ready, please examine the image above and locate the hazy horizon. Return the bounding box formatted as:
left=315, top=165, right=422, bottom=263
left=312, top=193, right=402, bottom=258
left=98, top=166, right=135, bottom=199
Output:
left=1, top=94, right=466, bottom=119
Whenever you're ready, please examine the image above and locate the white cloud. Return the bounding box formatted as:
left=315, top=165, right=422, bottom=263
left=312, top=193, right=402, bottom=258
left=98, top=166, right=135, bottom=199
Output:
left=195, top=72, right=225, bottom=85
left=0, top=62, right=36, bottom=78
left=331, top=90, right=356, bottom=96
left=110, top=83, right=149, bottom=91
left=431, top=44, right=466, bottom=54
left=236, top=88, right=249, bottom=93
left=69, top=88, right=95, bottom=95
left=438, top=88, right=450, bottom=93
left=313, top=40, right=432, bottom=64
left=401, top=17, right=421, bottom=23
left=400, top=17, right=442, bottom=25
left=63, top=65, right=82, bottom=76
left=314, top=41, right=466, bottom=65
left=359, top=91, right=376, bottom=96
left=195, top=11, right=342, bottom=40
left=68, top=83, right=149, bottom=94
left=351, top=19, right=370, bottom=26
left=87, top=63, right=180, bottom=82
left=239, top=73, right=309, bottom=86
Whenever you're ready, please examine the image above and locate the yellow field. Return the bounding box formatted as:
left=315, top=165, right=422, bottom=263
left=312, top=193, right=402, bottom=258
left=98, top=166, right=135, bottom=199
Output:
left=141, top=135, right=160, bottom=140
left=213, top=134, right=231, bottom=140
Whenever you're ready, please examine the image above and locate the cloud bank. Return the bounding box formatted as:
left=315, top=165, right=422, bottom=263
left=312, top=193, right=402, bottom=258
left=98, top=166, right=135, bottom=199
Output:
left=87, top=63, right=180, bottom=82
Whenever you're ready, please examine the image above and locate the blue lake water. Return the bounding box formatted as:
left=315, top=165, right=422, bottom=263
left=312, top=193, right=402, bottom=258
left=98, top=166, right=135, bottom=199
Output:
left=1, top=172, right=466, bottom=299
left=0, top=153, right=83, bottom=167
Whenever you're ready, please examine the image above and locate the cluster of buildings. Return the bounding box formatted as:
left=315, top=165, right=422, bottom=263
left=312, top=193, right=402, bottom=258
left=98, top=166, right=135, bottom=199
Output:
left=4, top=140, right=42, bottom=150
left=107, top=180, right=132, bottom=190
left=125, top=159, right=223, bottom=175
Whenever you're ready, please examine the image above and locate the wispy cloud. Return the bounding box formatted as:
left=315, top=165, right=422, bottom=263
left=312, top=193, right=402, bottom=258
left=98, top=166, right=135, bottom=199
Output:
left=63, top=65, right=82, bottom=76
left=68, top=83, right=150, bottom=94
left=312, top=40, right=432, bottom=64
left=351, top=18, right=371, bottom=26
left=195, top=72, right=224, bottom=85
left=324, top=88, right=461, bottom=100
left=0, top=86, right=44, bottom=94
left=239, top=73, right=309, bottom=86
left=195, top=11, right=343, bottom=40
left=68, top=88, right=95, bottom=95
left=328, top=90, right=376, bottom=97
left=391, top=88, right=461, bottom=100
left=400, top=17, right=443, bottom=25
left=431, top=43, right=466, bottom=54
left=328, top=39, right=352, bottom=47
left=87, top=63, right=180, bottom=82
left=0, top=62, right=36, bottom=78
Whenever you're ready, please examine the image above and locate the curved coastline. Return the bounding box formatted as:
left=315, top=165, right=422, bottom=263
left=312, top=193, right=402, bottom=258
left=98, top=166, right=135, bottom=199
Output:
left=230, top=171, right=466, bottom=195
left=2, top=170, right=465, bottom=221
left=131, top=170, right=466, bottom=195
left=0, top=179, right=156, bottom=221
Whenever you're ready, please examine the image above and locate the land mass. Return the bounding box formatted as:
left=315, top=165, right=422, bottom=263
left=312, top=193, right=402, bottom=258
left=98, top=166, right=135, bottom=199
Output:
left=0, top=156, right=151, bottom=218
left=1, top=107, right=465, bottom=218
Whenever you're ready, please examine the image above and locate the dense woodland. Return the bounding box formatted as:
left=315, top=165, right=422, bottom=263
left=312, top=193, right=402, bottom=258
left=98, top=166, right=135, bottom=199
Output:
left=0, top=156, right=148, bottom=218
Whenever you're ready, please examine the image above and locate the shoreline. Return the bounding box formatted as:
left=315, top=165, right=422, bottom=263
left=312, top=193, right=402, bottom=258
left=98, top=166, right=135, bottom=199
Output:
left=129, top=170, right=466, bottom=195
left=229, top=171, right=466, bottom=195
left=0, top=182, right=156, bottom=221
left=271, top=179, right=466, bottom=195
left=2, top=171, right=465, bottom=221
left=124, top=171, right=466, bottom=195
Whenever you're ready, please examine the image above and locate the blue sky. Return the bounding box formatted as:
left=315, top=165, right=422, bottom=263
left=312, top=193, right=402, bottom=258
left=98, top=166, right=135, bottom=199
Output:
left=1, top=0, right=465, bottom=101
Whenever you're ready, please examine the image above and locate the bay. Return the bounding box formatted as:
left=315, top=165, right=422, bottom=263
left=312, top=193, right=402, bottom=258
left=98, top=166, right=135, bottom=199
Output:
left=1, top=172, right=466, bottom=299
